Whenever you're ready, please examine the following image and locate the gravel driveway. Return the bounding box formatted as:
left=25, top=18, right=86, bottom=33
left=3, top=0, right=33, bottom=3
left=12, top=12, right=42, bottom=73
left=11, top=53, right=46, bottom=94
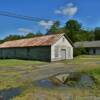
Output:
left=20, top=63, right=85, bottom=81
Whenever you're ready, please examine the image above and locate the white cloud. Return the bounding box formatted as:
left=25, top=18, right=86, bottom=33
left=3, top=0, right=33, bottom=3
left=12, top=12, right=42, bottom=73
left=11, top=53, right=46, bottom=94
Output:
left=6, top=28, right=34, bottom=37
left=67, top=3, right=74, bottom=7
left=18, top=28, right=33, bottom=33
left=55, top=10, right=61, bottom=14
left=55, top=3, right=78, bottom=16
left=39, top=20, right=54, bottom=29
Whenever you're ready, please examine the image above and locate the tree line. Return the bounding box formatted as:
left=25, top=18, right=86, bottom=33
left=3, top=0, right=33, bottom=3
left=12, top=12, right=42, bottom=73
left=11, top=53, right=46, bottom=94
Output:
left=0, top=19, right=100, bottom=44
left=0, top=32, right=43, bottom=44
left=47, top=20, right=100, bottom=42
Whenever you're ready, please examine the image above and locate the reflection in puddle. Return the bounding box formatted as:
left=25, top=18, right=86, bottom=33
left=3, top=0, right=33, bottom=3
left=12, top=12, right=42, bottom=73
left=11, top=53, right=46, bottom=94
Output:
left=0, top=88, right=22, bottom=100
left=36, top=79, right=55, bottom=88
left=35, top=73, right=95, bottom=89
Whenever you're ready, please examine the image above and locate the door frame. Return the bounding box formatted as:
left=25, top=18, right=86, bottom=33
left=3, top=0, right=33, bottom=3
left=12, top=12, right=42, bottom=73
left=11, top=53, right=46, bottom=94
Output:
left=61, top=49, right=66, bottom=60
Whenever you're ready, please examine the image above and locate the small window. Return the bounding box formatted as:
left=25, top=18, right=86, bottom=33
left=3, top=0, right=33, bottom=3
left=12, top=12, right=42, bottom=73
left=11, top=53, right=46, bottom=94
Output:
left=55, top=46, right=59, bottom=57
left=27, top=48, right=30, bottom=57
left=93, top=49, right=96, bottom=54
left=62, top=38, right=65, bottom=42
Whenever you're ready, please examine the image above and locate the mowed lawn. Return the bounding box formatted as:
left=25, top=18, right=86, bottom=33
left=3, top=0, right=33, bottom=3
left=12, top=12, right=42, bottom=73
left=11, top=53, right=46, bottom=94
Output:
left=0, top=59, right=46, bottom=67
left=0, top=55, right=100, bottom=100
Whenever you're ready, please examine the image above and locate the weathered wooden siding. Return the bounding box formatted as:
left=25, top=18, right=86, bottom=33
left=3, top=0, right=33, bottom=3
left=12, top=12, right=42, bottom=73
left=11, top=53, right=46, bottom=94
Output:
left=0, top=46, right=51, bottom=61
left=0, top=48, right=15, bottom=59
left=0, top=49, right=2, bottom=58
left=15, top=48, right=28, bottom=59
left=28, top=47, right=51, bottom=61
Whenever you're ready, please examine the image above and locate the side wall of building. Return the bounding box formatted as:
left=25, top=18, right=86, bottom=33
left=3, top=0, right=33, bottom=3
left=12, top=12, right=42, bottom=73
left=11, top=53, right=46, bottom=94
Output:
left=95, top=48, right=100, bottom=55
left=0, top=46, right=51, bottom=61
left=89, top=48, right=100, bottom=55
left=51, top=36, right=73, bottom=61
left=27, top=46, right=51, bottom=61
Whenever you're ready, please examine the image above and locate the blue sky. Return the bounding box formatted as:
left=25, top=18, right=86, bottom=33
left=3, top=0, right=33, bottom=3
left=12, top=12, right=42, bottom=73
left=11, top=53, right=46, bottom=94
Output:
left=0, top=0, right=100, bottom=39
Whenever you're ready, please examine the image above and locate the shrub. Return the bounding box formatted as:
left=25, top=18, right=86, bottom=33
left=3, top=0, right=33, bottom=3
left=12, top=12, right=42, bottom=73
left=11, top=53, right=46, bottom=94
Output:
left=74, top=47, right=87, bottom=57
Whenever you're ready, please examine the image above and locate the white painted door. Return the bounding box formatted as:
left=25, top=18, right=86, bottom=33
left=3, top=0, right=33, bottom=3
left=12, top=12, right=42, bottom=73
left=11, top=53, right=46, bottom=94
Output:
left=61, top=49, right=66, bottom=60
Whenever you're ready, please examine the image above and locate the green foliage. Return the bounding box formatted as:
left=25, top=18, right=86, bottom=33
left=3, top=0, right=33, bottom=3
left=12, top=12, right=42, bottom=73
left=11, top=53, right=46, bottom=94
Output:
left=94, top=27, right=100, bottom=40
left=25, top=33, right=35, bottom=38
left=65, top=19, right=81, bottom=31
left=3, top=35, right=24, bottom=41
left=0, top=40, right=4, bottom=44
left=47, top=21, right=60, bottom=35
left=73, top=30, right=94, bottom=42
left=65, top=19, right=94, bottom=42
left=74, top=47, right=87, bottom=56
left=64, top=20, right=81, bottom=42
left=78, top=30, right=94, bottom=41
left=36, top=31, right=43, bottom=36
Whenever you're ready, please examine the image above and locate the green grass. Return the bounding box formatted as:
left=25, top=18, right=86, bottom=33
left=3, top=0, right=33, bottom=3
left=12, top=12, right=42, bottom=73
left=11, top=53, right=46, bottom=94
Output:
left=0, top=59, right=46, bottom=67
left=63, top=55, right=100, bottom=64
left=0, top=59, right=47, bottom=90
left=13, top=87, right=94, bottom=100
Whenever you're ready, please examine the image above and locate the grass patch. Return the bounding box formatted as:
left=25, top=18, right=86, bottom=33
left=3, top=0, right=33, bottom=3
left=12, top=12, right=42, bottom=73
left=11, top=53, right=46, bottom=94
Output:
left=0, top=59, right=46, bottom=67
left=63, top=55, right=100, bottom=64
left=13, top=85, right=100, bottom=100
left=0, top=59, right=46, bottom=90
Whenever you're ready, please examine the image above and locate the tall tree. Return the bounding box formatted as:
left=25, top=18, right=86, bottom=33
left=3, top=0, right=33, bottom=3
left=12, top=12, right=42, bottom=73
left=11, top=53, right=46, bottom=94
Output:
left=0, top=40, right=4, bottom=44
left=47, top=21, right=60, bottom=35
left=65, top=20, right=81, bottom=31
left=25, top=33, right=35, bottom=38
left=36, top=31, right=43, bottom=36
left=65, top=19, right=82, bottom=42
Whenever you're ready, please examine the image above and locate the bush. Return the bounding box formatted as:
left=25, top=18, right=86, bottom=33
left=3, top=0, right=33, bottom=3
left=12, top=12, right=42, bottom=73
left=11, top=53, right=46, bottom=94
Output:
left=74, top=47, right=87, bottom=57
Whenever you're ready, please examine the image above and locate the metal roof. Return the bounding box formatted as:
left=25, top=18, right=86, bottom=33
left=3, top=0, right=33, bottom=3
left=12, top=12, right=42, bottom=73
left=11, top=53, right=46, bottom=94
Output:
left=0, top=34, right=64, bottom=48
left=74, top=41, right=100, bottom=48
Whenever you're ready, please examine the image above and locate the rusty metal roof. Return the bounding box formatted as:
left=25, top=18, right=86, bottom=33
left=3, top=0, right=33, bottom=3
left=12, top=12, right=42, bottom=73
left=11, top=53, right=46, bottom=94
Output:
left=0, top=34, right=64, bottom=48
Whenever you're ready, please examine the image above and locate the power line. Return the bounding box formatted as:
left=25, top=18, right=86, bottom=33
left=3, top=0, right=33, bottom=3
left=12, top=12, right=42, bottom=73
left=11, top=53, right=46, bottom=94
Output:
left=0, top=11, right=53, bottom=22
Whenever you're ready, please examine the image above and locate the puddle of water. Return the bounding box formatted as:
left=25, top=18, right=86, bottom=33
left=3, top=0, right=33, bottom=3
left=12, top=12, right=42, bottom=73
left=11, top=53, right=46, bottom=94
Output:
left=35, top=79, right=56, bottom=88
left=0, top=88, right=22, bottom=100
left=78, top=75, right=94, bottom=88
left=35, top=74, right=95, bottom=89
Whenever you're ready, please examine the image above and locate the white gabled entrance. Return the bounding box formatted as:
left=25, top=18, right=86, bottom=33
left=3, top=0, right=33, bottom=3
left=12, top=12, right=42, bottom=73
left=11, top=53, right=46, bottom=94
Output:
left=51, top=35, right=73, bottom=61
